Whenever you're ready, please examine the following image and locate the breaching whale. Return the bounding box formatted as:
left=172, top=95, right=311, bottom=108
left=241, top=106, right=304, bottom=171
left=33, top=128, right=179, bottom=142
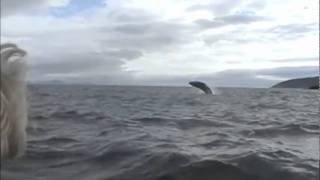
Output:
left=189, top=81, right=213, bottom=94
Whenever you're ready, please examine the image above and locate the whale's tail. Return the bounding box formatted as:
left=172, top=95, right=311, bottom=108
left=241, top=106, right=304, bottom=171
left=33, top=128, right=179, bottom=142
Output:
left=1, top=43, right=28, bottom=159
left=189, top=81, right=213, bottom=95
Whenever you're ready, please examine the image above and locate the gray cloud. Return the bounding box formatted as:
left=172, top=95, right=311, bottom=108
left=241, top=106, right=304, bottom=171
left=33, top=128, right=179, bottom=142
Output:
left=199, top=70, right=277, bottom=87
left=26, top=38, right=142, bottom=84
left=109, top=9, right=156, bottom=23
left=28, top=46, right=144, bottom=82
left=187, top=0, right=244, bottom=16
left=1, top=0, right=40, bottom=16
left=98, top=21, right=196, bottom=52
left=195, top=14, right=268, bottom=29
left=257, top=66, right=319, bottom=79
left=203, top=32, right=258, bottom=45
left=225, top=60, right=242, bottom=64
left=208, top=66, right=319, bottom=87
left=269, top=57, right=319, bottom=63
left=134, top=66, right=319, bottom=88
left=217, top=14, right=267, bottom=24
left=131, top=70, right=275, bottom=87
left=246, top=1, right=266, bottom=10
left=99, top=49, right=143, bottom=61
left=269, top=24, right=316, bottom=34
left=266, top=23, right=318, bottom=40
left=187, top=0, right=267, bottom=16
left=0, top=0, right=66, bottom=17
left=202, top=22, right=317, bottom=45
left=29, top=56, right=134, bottom=85
left=2, top=5, right=195, bottom=84
left=30, top=54, right=121, bottom=75
left=114, top=24, right=151, bottom=34
left=2, top=1, right=317, bottom=87
left=112, top=21, right=191, bottom=36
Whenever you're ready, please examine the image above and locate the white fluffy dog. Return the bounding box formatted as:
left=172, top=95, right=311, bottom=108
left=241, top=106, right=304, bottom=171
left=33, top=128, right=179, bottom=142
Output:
left=1, top=43, right=28, bottom=159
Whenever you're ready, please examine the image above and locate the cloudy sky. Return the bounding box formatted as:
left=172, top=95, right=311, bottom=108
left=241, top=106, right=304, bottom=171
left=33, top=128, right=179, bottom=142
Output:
left=1, top=0, right=319, bottom=87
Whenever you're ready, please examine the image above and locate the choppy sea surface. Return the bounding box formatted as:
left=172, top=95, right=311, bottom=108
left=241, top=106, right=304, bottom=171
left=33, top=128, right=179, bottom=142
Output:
left=1, top=85, right=319, bottom=180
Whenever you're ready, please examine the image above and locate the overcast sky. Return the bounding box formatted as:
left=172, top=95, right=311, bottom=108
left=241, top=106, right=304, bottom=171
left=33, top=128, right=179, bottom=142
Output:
left=1, top=0, right=319, bottom=87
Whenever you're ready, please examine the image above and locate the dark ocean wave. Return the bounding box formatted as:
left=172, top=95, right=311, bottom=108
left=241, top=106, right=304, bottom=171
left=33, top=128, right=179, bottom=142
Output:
left=86, top=151, right=318, bottom=180
left=247, top=123, right=320, bottom=137
left=1, top=85, right=318, bottom=180
left=156, top=160, right=261, bottom=180
left=131, top=117, right=234, bottom=130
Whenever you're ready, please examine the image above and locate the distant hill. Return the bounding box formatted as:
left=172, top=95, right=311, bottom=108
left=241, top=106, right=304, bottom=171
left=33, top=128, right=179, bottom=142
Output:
left=30, top=80, right=65, bottom=85
left=271, top=76, right=319, bottom=89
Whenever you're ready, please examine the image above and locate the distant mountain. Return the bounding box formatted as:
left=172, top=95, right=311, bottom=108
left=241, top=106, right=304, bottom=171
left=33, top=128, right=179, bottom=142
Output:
left=30, top=80, right=65, bottom=85
left=271, top=76, right=319, bottom=89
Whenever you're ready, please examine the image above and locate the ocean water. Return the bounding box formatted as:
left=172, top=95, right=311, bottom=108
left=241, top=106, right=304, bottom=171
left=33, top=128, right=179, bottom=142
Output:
left=1, top=85, right=319, bottom=180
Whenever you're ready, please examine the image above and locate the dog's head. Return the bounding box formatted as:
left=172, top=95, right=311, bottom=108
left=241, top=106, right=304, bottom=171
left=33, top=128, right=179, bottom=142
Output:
left=1, top=43, right=27, bottom=81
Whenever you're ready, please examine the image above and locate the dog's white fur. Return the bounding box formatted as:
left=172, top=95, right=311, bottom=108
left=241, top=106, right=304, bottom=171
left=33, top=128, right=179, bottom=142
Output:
left=1, top=43, right=28, bottom=159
